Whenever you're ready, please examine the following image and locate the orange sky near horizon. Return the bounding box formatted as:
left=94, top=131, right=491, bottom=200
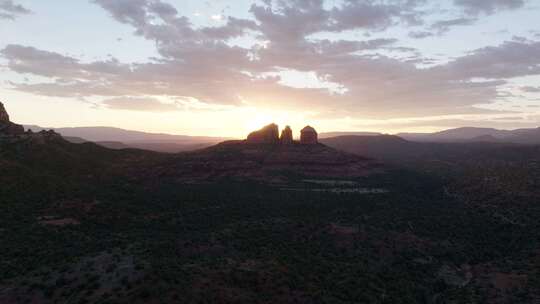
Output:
left=2, top=1, right=540, bottom=137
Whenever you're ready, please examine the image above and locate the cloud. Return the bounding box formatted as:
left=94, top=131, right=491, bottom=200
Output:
left=102, top=97, right=180, bottom=112
left=347, top=111, right=539, bottom=131
left=454, top=0, right=525, bottom=15
left=0, top=45, right=130, bottom=79
left=435, top=39, right=540, bottom=79
left=249, top=0, right=425, bottom=42
left=0, top=0, right=31, bottom=20
left=1, top=0, right=539, bottom=121
left=6, top=80, right=124, bottom=98
left=410, top=0, right=527, bottom=38
left=1, top=43, right=254, bottom=105
left=431, top=17, right=477, bottom=34
left=329, top=0, right=425, bottom=31
left=522, top=86, right=540, bottom=93
left=93, top=0, right=257, bottom=43
left=388, top=117, right=539, bottom=130
left=409, top=31, right=435, bottom=39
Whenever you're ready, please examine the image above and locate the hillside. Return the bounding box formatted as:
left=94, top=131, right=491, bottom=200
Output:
left=3, top=130, right=539, bottom=303
left=320, top=135, right=418, bottom=161
left=151, top=140, right=381, bottom=183
left=320, top=134, right=531, bottom=164
left=2, top=107, right=540, bottom=303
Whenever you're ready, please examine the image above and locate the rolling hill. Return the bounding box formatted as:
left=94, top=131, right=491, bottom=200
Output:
left=319, top=134, right=537, bottom=164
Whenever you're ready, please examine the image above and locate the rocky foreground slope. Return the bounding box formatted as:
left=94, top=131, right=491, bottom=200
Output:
left=0, top=102, right=25, bottom=136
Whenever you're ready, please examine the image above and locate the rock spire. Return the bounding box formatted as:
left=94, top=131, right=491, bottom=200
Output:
left=246, top=124, right=318, bottom=145
left=280, top=125, right=293, bottom=144
left=300, top=126, right=318, bottom=144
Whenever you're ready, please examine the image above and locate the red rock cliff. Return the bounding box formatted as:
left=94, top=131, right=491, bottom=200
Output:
left=0, top=101, right=25, bottom=135
left=300, top=126, right=318, bottom=144
left=247, top=123, right=279, bottom=144
left=280, top=126, right=293, bottom=144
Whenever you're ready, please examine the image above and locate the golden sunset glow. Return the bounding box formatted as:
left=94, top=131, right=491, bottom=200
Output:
left=1, top=0, right=540, bottom=137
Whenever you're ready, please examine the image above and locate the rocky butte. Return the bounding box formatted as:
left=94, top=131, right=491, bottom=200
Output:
left=247, top=123, right=318, bottom=145
left=0, top=101, right=62, bottom=143
left=246, top=123, right=280, bottom=144
left=300, top=126, right=318, bottom=145
left=0, top=101, right=25, bottom=136
left=0, top=102, right=9, bottom=122
left=154, top=123, right=378, bottom=183
left=280, top=126, right=293, bottom=144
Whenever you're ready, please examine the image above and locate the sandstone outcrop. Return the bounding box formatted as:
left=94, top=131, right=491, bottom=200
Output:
left=300, top=126, right=318, bottom=144
left=0, top=102, right=9, bottom=122
left=0, top=102, right=25, bottom=135
left=280, top=125, right=293, bottom=144
left=247, top=124, right=318, bottom=145
left=247, top=123, right=279, bottom=144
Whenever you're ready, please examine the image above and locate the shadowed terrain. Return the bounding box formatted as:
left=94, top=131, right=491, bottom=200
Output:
left=1, top=107, right=540, bottom=303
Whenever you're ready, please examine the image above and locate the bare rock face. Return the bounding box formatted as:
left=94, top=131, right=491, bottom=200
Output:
left=300, top=126, right=318, bottom=144
left=0, top=101, right=25, bottom=136
left=247, top=123, right=279, bottom=144
left=0, top=102, right=9, bottom=122
left=280, top=125, right=293, bottom=144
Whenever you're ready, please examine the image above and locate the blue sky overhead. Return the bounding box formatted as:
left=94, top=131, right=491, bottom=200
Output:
left=1, top=0, right=540, bottom=136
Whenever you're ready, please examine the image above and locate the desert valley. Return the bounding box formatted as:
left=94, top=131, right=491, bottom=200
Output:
left=2, top=101, right=540, bottom=303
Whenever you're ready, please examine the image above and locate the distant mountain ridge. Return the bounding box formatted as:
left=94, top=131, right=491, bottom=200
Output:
left=24, top=125, right=228, bottom=143
left=321, top=126, right=540, bottom=145
left=22, top=125, right=540, bottom=154
left=24, top=125, right=229, bottom=153
left=319, top=131, right=382, bottom=138
left=398, top=126, right=540, bottom=144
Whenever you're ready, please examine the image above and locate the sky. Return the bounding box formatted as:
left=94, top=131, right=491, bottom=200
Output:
left=1, top=0, right=540, bottom=137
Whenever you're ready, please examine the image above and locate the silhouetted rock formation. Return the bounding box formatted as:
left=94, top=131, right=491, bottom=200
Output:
left=300, top=126, right=318, bottom=144
left=280, top=125, right=293, bottom=144
left=247, top=123, right=279, bottom=144
left=0, top=102, right=9, bottom=122
left=0, top=101, right=24, bottom=135
left=247, top=124, right=319, bottom=145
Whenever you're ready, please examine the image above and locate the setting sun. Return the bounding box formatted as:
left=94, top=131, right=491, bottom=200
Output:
left=242, top=107, right=315, bottom=139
